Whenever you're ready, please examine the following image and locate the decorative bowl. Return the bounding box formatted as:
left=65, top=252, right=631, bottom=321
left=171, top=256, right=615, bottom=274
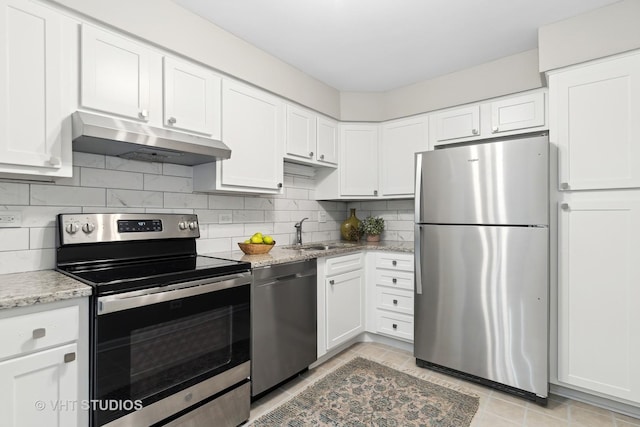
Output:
left=237, top=242, right=275, bottom=255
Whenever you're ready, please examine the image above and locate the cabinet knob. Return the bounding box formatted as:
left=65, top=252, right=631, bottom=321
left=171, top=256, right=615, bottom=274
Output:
left=560, top=203, right=570, bottom=211
left=309, top=152, right=314, bottom=158
left=472, top=128, right=479, bottom=135
left=492, top=126, right=499, bottom=133
left=47, top=157, right=61, bottom=168
left=392, top=324, right=398, bottom=329
left=373, top=190, right=378, bottom=196
left=138, top=109, right=148, bottom=119
left=392, top=278, right=397, bottom=284
left=277, top=183, right=283, bottom=189
left=393, top=299, right=398, bottom=305
left=560, top=182, right=570, bottom=190
left=392, top=260, right=397, bottom=266
left=64, top=352, right=76, bottom=363
left=320, top=154, right=325, bottom=160
left=32, top=328, right=46, bottom=339
left=168, top=117, right=177, bottom=125
left=329, top=279, right=335, bottom=285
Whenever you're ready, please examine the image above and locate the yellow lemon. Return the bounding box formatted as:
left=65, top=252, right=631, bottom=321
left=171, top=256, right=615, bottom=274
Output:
left=244, top=239, right=251, bottom=244
left=263, top=235, right=274, bottom=245
left=250, top=235, right=263, bottom=244
left=252, top=232, right=263, bottom=239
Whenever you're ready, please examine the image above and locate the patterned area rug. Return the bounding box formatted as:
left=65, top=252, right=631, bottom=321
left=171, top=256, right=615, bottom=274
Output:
left=253, top=357, right=479, bottom=426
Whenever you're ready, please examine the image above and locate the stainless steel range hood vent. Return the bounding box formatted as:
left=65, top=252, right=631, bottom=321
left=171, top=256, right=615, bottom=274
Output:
left=71, top=111, right=231, bottom=165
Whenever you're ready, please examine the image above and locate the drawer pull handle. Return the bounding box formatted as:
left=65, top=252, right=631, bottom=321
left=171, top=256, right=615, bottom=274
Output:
left=32, top=328, right=46, bottom=339
left=392, top=278, right=397, bottom=284
left=392, top=260, right=397, bottom=266
left=393, top=299, right=398, bottom=305
left=64, top=352, right=76, bottom=363
left=392, top=324, right=398, bottom=329
left=329, top=279, right=335, bottom=285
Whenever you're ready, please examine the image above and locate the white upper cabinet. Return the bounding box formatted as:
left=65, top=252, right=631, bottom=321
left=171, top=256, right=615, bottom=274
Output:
left=340, top=124, right=379, bottom=197
left=549, top=51, right=640, bottom=191
left=285, top=104, right=317, bottom=161
left=557, top=198, right=640, bottom=403
left=163, top=57, right=221, bottom=138
left=284, top=105, right=338, bottom=167
left=431, top=105, right=480, bottom=143
left=491, top=91, right=545, bottom=134
left=81, top=25, right=154, bottom=122
left=194, top=79, right=284, bottom=194
left=317, top=116, right=339, bottom=165
left=0, top=0, right=74, bottom=179
left=380, top=116, right=428, bottom=197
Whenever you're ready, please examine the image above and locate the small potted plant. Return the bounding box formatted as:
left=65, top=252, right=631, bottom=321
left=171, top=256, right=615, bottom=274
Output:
left=359, top=216, right=385, bottom=242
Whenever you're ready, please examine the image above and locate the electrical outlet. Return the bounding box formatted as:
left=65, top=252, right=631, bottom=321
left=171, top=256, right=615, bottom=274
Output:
left=318, top=212, right=327, bottom=223
left=219, top=213, right=232, bottom=224
left=0, top=211, right=22, bottom=228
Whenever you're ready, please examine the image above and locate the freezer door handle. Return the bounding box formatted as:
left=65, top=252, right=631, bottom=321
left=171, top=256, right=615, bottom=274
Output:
left=414, top=153, right=422, bottom=221
left=415, top=225, right=423, bottom=295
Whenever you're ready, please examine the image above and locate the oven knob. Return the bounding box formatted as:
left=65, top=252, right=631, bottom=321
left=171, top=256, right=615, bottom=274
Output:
left=188, top=221, right=198, bottom=230
left=178, top=221, right=188, bottom=230
left=82, top=223, right=95, bottom=234
left=65, top=223, right=79, bottom=234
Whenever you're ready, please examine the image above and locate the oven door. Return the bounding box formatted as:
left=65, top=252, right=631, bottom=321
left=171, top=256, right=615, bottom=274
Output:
left=92, top=273, right=251, bottom=427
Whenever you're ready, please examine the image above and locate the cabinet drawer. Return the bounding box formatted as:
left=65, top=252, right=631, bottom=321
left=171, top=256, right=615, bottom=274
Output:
left=375, top=270, right=414, bottom=291
left=0, top=305, right=79, bottom=360
left=376, top=311, right=413, bottom=341
left=375, top=253, right=413, bottom=272
left=325, top=252, right=363, bottom=276
left=376, top=287, right=413, bottom=315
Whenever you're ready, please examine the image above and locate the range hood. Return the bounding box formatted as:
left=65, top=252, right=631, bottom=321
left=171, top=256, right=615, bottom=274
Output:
left=71, top=111, right=231, bottom=165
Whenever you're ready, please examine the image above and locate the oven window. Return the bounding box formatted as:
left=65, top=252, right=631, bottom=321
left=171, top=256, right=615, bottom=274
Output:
left=93, top=284, right=249, bottom=426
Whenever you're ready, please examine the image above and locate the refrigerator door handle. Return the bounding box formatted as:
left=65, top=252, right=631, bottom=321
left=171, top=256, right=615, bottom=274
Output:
left=415, top=225, right=423, bottom=295
left=415, top=153, right=422, bottom=221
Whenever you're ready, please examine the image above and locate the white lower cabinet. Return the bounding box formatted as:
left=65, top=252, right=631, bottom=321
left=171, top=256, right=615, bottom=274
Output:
left=368, top=252, right=414, bottom=342
left=557, top=197, right=640, bottom=403
left=0, top=299, right=88, bottom=427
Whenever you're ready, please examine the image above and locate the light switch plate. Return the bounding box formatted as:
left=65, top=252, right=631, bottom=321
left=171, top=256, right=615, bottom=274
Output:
left=0, top=211, right=21, bottom=228
left=219, top=213, right=232, bottom=224
left=318, top=212, right=327, bottom=223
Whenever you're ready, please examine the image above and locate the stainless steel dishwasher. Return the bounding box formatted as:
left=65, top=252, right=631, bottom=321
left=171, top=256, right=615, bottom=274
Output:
left=251, top=259, right=317, bottom=397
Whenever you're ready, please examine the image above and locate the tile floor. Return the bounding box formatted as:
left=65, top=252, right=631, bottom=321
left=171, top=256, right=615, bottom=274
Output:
left=248, top=342, right=640, bottom=426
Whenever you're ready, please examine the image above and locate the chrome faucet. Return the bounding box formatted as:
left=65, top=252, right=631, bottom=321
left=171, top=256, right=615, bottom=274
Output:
left=294, top=217, right=309, bottom=245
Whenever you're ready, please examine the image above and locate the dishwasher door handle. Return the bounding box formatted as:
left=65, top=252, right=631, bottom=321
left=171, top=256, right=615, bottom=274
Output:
left=256, top=272, right=315, bottom=288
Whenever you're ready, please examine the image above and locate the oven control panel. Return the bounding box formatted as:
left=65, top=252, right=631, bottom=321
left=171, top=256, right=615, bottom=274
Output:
left=58, top=213, right=200, bottom=245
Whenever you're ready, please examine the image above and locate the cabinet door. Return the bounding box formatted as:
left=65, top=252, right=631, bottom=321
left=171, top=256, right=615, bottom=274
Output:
left=490, top=91, right=545, bottom=134
left=550, top=53, right=640, bottom=191
left=285, top=104, right=316, bottom=161
left=317, top=116, right=339, bottom=165
left=163, top=57, right=221, bottom=138
left=81, top=25, right=151, bottom=121
left=558, top=199, right=640, bottom=402
left=432, top=105, right=480, bottom=143
left=0, top=343, right=78, bottom=427
left=380, top=116, right=428, bottom=196
left=218, top=79, right=284, bottom=192
left=0, top=0, right=70, bottom=174
left=340, top=124, right=379, bottom=197
left=326, top=270, right=364, bottom=350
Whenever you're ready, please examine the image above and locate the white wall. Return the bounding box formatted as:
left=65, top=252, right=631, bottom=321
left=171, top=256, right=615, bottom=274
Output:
left=0, top=153, right=348, bottom=275
left=539, top=0, right=640, bottom=72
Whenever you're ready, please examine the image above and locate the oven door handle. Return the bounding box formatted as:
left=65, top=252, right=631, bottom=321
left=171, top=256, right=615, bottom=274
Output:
left=97, top=272, right=251, bottom=315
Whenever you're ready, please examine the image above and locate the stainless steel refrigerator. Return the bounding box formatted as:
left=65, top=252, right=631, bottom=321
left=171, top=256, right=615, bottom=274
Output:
left=414, top=133, right=549, bottom=404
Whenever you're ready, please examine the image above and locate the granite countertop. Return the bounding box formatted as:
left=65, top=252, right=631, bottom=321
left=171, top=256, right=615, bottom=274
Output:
left=205, top=240, right=414, bottom=268
left=0, top=270, right=92, bottom=311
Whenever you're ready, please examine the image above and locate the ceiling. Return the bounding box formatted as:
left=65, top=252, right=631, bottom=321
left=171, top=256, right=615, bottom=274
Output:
left=173, top=0, right=620, bottom=92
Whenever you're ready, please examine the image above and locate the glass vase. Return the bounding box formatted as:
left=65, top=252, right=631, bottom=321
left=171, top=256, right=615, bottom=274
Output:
left=340, top=208, right=361, bottom=241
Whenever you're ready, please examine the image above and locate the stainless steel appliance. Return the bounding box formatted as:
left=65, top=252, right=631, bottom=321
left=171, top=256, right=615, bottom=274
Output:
left=251, top=260, right=317, bottom=397
left=56, top=213, right=252, bottom=427
left=414, top=133, right=549, bottom=404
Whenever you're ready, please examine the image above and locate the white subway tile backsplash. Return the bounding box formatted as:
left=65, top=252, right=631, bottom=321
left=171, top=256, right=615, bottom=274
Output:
left=107, top=189, right=163, bottom=208
left=54, top=166, right=81, bottom=186
left=196, top=238, right=232, bottom=254
left=0, top=182, right=29, bottom=205
left=243, top=223, right=274, bottom=236
left=163, top=163, right=193, bottom=178
left=274, top=199, right=299, bottom=211
left=0, top=249, right=55, bottom=274
left=0, top=228, right=29, bottom=251
left=106, top=157, right=162, bottom=174
left=31, top=185, right=105, bottom=207
left=232, top=210, right=264, bottom=223
left=208, top=223, right=245, bottom=238
left=19, top=206, right=80, bottom=227
left=164, top=192, right=208, bottom=209
left=73, top=152, right=105, bottom=168
left=286, top=187, right=308, bottom=200
left=208, top=195, right=244, bottom=210
left=244, top=197, right=275, bottom=210
left=194, top=209, right=231, bottom=224
left=81, top=168, right=143, bottom=190
left=29, top=227, right=56, bottom=249
left=144, top=174, right=192, bottom=193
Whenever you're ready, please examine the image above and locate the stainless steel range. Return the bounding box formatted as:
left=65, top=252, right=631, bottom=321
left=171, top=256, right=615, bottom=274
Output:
left=56, top=213, right=252, bottom=427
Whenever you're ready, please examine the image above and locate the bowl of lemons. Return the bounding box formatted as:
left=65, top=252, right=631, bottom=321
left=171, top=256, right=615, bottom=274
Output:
left=237, top=232, right=276, bottom=255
